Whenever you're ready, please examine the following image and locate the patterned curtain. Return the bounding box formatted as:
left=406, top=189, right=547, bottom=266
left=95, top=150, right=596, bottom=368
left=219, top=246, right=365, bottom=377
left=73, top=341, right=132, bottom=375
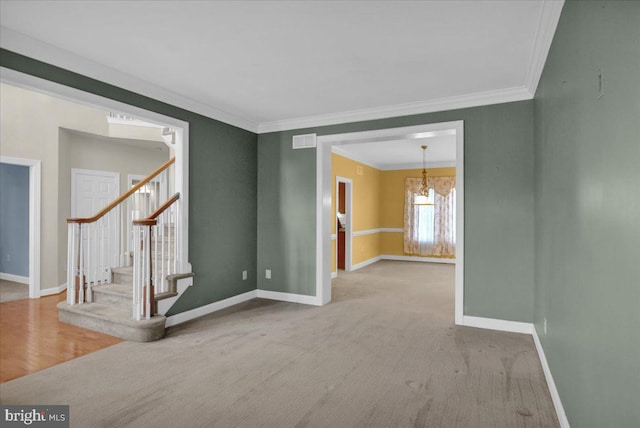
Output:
left=403, top=177, right=456, bottom=258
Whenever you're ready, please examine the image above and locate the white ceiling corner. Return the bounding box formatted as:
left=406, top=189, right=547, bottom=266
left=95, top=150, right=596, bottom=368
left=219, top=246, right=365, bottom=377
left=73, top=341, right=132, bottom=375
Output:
left=0, top=1, right=564, bottom=134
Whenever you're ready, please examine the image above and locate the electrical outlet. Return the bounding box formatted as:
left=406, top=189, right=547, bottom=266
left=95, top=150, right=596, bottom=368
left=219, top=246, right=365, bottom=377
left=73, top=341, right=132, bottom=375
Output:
left=265, top=269, right=271, bottom=279
left=544, top=318, right=548, bottom=335
left=242, top=270, right=247, bottom=280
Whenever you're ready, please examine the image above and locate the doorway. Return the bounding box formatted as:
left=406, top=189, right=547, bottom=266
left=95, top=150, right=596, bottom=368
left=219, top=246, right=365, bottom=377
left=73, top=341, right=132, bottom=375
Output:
left=335, top=177, right=352, bottom=275
left=0, top=156, right=41, bottom=299
left=316, top=121, right=464, bottom=324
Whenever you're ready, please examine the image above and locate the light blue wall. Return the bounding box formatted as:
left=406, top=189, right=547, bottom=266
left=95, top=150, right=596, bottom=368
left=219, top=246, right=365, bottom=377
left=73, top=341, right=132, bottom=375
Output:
left=0, top=163, right=29, bottom=277
left=534, top=1, right=640, bottom=427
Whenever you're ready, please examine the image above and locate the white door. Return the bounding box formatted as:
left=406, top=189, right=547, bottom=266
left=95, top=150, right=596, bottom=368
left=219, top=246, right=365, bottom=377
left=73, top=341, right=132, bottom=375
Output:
left=71, top=169, right=120, bottom=285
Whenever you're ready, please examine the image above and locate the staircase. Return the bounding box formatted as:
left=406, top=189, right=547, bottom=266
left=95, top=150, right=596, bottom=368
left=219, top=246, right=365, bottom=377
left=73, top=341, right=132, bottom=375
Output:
left=57, top=158, right=193, bottom=342
left=58, top=267, right=169, bottom=342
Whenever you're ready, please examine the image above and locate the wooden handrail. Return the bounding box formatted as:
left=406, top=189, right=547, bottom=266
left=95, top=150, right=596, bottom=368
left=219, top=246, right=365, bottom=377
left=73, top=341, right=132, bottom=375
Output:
left=67, top=157, right=175, bottom=224
left=133, top=192, right=180, bottom=226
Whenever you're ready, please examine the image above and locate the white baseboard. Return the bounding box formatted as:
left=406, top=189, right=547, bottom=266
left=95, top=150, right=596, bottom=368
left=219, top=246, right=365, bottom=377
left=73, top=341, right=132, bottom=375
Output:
left=351, top=255, right=455, bottom=271
left=40, top=283, right=67, bottom=297
left=351, top=256, right=382, bottom=271
left=257, top=289, right=322, bottom=306
left=462, top=315, right=534, bottom=335
left=382, top=255, right=455, bottom=264
left=165, top=290, right=257, bottom=327
left=0, top=272, right=29, bottom=284
left=532, top=327, right=570, bottom=428
left=331, top=272, right=338, bottom=279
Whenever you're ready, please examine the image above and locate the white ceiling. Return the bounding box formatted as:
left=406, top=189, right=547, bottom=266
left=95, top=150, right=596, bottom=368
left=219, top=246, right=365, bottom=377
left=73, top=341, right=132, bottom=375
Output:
left=335, top=130, right=456, bottom=170
left=0, top=1, right=563, bottom=133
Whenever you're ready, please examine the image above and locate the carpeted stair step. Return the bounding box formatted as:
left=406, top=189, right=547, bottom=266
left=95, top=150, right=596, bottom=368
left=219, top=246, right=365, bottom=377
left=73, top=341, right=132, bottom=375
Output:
left=92, top=283, right=132, bottom=309
left=57, top=301, right=165, bottom=342
left=112, top=266, right=133, bottom=286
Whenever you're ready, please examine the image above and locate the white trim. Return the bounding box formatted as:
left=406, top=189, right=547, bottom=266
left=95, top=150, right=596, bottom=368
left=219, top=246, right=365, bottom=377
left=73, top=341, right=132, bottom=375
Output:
left=1, top=156, right=41, bottom=298
left=1, top=9, right=563, bottom=136
left=351, top=228, right=403, bottom=236
left=332, top=146, right=456, bottom=171
left=524, top=1, right=565, bottom=96
left=454, top=121, right=464, bottom=325
left=40, top=283, right=67, bottom=297
left=351, top=229, right=379, bottom=237
left=351, top=256, right=383, bottom=271
left=0, top=27, right=258, bottom=133
left=1, top=66, right=192, bottom=283
left=382, top=255, right=455, bottom=264
left=350, top=255, right=455, bottom=271
left=532, top=326, right=571, bottom=428
left=259, top=87, right=530, bottom=133
left=331, top=146, right=378, bottom=170
left=380, top=161, right=456, bottom=171
left=0, top=273, right=29, bottom=284
left=318, top=121, right=464, bottom=324
left=462, top=316, right=534, bottom=335
left=165, top=290, right=258, bottom=327
left=331, top=272, right=338, bottom=279
left=257, top=289, right=322, bottom=306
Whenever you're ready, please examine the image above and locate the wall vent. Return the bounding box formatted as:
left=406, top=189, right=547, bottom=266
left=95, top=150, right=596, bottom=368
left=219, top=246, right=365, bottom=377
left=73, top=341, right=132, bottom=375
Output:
left=292, top=133, right=317, bottom=149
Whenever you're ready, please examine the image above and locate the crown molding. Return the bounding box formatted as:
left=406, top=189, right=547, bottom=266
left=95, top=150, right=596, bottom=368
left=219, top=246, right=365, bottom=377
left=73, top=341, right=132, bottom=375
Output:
left=331, top=146, right=455, bottom=171
left=2, top=0, right=563, bottom=137
left=331, top=146, right=379, bottom=169
left=380, top=161, right=456, bottom=171
left=257, top=86, right=532, bottom=134
left=0, top=26, right=259, bottom=133
left=524, top=1, right=565, bottom=96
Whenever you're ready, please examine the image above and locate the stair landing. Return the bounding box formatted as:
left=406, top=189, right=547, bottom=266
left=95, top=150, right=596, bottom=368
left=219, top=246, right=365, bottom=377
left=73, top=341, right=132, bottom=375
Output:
left=57, top=301, right=165, bottom=342
left=57, top=265, right=168, bottom=342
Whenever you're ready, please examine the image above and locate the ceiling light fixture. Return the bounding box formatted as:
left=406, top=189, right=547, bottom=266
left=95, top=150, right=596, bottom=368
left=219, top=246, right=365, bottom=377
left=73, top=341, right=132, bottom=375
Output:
left=414, top=145, right=433, bottom=206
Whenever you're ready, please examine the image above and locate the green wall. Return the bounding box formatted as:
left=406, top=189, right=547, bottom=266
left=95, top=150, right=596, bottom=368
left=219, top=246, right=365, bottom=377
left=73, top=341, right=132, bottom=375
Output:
left=258, top=100, right=536, bottom=322
left=0, top=49, right=258, bottom=315
left=533, top=2, right=640, bottom=427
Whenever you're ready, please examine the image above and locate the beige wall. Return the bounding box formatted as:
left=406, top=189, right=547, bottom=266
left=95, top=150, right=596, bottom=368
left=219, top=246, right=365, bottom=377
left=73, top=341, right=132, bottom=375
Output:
left=0, top=83, right=170, bottom=292
left=57, top=129, right=169, bottom=284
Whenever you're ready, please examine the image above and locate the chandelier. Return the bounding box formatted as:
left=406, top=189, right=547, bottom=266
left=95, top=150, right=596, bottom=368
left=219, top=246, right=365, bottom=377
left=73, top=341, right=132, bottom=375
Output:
left=414, top=145, right=433, bottom=206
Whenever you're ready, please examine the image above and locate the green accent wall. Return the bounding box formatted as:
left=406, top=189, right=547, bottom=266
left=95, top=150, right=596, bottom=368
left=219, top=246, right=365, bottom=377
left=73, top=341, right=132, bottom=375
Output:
left=533, top=2, right=640, bottom=427
left=258, top=101, right=536, bottom=322
left=0, top=49, right=258, bottom=315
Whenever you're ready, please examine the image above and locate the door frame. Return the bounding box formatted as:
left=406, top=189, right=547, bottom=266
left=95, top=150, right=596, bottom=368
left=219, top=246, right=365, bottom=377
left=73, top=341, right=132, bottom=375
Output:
left=334, top=176, right=353, bottom=275
left=0, top=156, right=41, bottom=299
left=316, top=121, right=464, bottom=325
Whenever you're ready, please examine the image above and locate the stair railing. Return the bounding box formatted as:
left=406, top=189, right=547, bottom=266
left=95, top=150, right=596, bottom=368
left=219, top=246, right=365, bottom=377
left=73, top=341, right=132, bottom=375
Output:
left=132, top=192, right=180, bottom=320
left=66, top=157, right=175, bottom=305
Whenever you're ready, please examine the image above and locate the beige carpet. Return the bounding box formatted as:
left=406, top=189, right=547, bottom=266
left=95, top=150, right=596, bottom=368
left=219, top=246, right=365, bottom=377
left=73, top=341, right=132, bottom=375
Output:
left=0, top=279, right=29, bottom=303
left=0, top=261, right=558, bottom=427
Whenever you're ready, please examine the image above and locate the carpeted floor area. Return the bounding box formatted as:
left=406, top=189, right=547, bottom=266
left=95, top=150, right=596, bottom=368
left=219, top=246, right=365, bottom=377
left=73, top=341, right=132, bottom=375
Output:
left=0, top=279, right=29, bottom=303
left=0, top=261, right=558, bottom=427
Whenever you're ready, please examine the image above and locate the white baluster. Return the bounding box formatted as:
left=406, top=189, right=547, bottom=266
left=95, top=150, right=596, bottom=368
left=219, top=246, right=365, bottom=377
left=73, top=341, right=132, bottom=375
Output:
left=144, top=226, right=151, bottom=319
left=78, top=224, right=84, bottom=304
left=67, top=223, right=74, bottom=304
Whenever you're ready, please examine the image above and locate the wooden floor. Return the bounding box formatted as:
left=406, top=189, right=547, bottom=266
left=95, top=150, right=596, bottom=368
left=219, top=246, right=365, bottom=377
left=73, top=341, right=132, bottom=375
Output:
left=0, top=291, right=122, bottom=383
